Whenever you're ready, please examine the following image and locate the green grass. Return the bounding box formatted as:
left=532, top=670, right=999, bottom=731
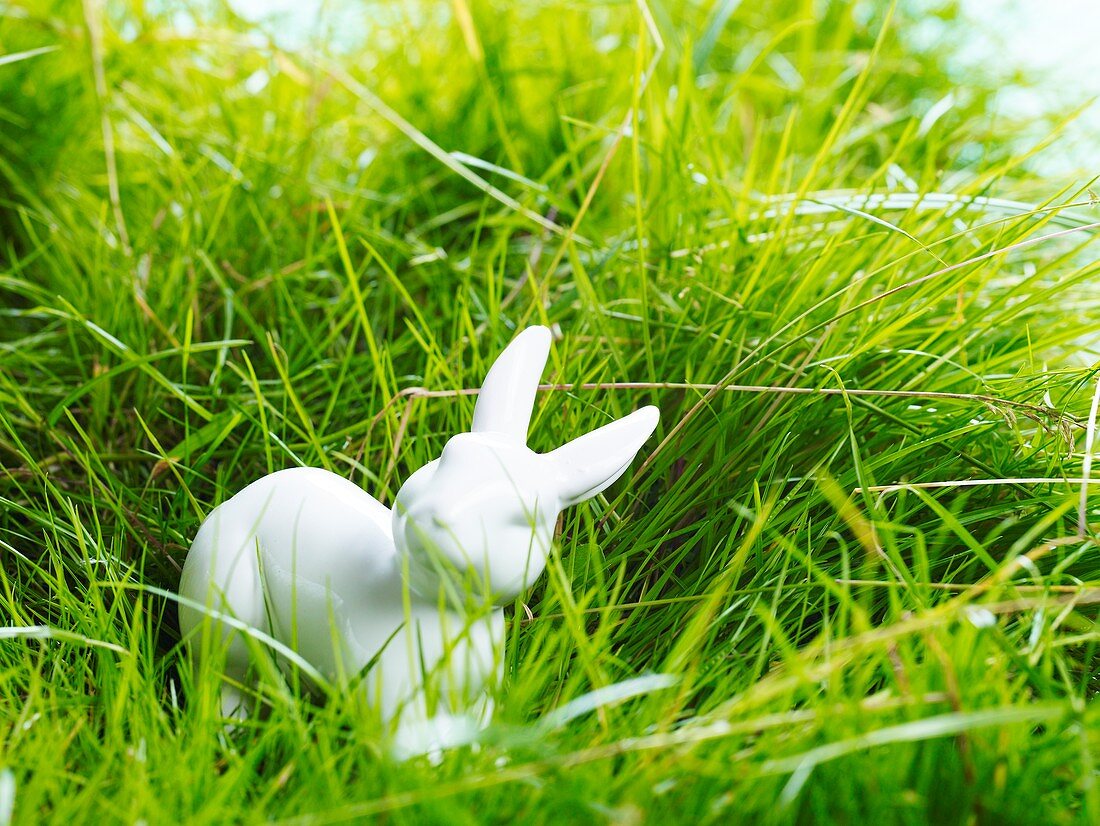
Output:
left=1, top=0, right=1099, bottom=822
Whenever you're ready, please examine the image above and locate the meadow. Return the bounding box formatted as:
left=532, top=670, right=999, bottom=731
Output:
left=0, top=0, right=1098, bottom=822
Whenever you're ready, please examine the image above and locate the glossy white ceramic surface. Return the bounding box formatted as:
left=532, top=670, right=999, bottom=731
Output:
left=178, top=326, right=659, bottom=756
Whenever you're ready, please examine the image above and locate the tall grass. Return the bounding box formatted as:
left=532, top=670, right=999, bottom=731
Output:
left=0, top=0, right=1097, bottom=822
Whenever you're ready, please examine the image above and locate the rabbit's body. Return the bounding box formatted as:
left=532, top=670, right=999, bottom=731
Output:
left=179, top=327, right=658, bottom=756
left=179, top=466, right=503, bottom=733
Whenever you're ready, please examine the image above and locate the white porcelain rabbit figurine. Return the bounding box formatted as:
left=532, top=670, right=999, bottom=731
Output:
left=178, top=326, right=659, bottom=756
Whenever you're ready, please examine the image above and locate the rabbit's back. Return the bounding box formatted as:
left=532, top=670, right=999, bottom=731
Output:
left=179, top=467, right=396, bottom=651
left=234, top=466, right=394, bottom=573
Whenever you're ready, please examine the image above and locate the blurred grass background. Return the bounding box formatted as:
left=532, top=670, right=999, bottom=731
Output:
left=1, top=0, right=1098, bottom=822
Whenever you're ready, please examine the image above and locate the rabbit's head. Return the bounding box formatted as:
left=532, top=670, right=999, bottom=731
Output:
left=392, top=327, right=659, bottom=606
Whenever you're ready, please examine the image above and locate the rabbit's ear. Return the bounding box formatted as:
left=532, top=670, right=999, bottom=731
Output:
left=548, top=406, right=659, bottom=506
left=471, top=326, right=552, bottom=443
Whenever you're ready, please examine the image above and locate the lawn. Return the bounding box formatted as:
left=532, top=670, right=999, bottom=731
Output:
left=1, top=0, right=1098, bottom=823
